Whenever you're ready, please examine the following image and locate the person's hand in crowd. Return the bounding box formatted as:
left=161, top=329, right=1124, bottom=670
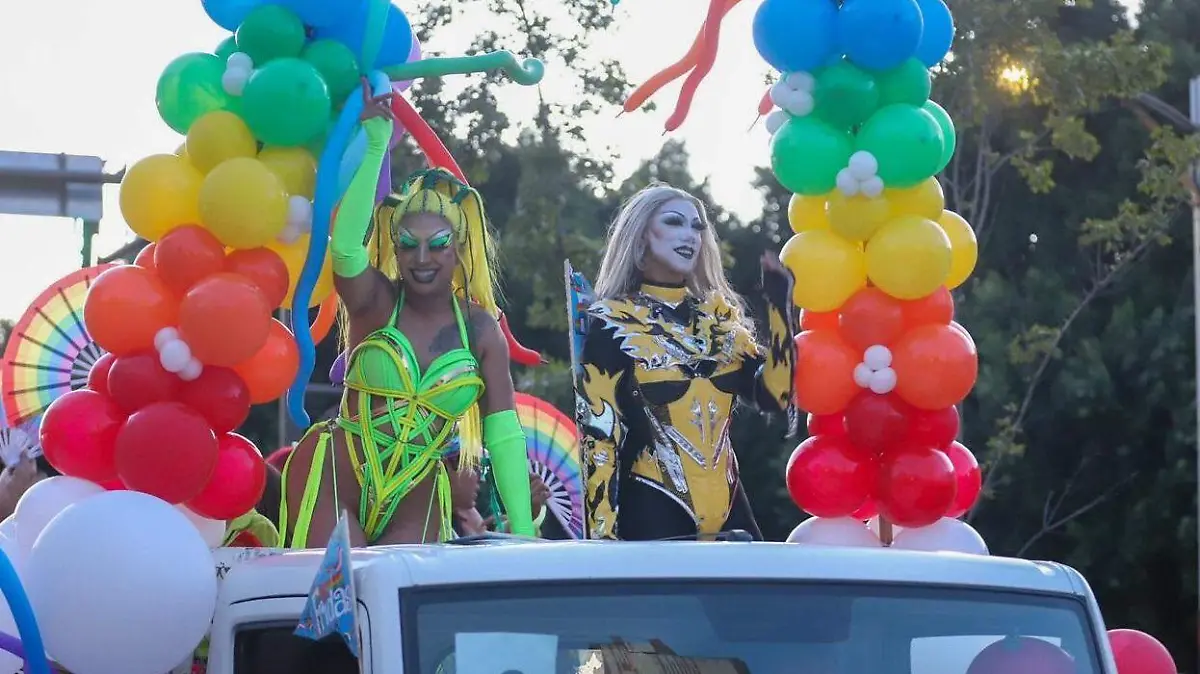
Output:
left=530, top=473, right=550, bottom=516
left=0, top=455, right=42, bottom=520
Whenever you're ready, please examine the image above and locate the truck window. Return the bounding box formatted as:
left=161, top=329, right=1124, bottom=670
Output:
left=404, top=582, right=1101, bottom=674
left=234, top=624, right=357, bottom=674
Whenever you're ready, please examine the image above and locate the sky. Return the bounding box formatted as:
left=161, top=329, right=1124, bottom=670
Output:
left=0, top=0, right=1143, bottom=323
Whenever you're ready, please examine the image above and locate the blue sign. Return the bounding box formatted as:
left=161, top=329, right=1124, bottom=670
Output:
left=295, top=512, right=359, bottom=657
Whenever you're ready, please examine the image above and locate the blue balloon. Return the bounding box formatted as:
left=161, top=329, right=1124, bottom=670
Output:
left=201, top=0, right=264, bottom=31
left=287, top=76, right=391, bottom=428
left=315, top=2, right=414, bottom=70
left=752, top=0, right=839, bottom=74
left=838, top=0, right=924, bottom=72
left=337, top=126, right=368, bottom=197
left=0, top=550, right=51, bottom=674
left=281, top=0, right=366, bottom=29
left=914, top=0, right=954, bottom=67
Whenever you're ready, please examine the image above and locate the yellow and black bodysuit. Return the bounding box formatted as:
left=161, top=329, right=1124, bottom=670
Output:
left=578, top=271, right=795, bottom=540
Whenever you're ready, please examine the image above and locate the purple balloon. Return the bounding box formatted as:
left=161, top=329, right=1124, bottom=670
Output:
left=375, top=148, right=393, bottom=202
left=0, top=630, right=24, bottom=659
left=330, top=351, right=348, bottom=385
left=392, top=35, right=423, bottom=93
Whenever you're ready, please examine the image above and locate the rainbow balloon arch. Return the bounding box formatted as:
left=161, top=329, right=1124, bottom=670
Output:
left=0, top=0, right=545, bottom=672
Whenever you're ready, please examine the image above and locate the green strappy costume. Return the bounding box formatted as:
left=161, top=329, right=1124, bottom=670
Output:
left=280, top=114, right=534, bottom=547
left=279, top=292, right=483, bottom=546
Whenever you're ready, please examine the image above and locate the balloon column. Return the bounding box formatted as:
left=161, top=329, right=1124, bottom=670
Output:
left=736, top=0, right=983, bottom=552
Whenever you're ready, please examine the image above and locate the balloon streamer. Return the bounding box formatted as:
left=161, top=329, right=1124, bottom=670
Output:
left=0, top=631, right=24, bottom=659
left=287, top=79, right=386, bottom=428
left=665, top=0, right=735, bottom=131
left=0, top=550, right=50, bottom=674
left=382, top=51, right=545, bottom=86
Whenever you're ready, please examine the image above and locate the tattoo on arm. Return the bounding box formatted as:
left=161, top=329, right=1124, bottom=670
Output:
left=428, top=305, right=495, bottom=358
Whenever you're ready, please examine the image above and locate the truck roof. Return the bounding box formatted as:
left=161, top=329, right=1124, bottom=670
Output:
left=217, top=540, right=1084, bottom=605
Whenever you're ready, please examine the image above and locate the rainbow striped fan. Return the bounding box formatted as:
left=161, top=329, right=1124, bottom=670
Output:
left=515, top=392, right=583, bottom=539
left=1, top=264, right=115, bottom=428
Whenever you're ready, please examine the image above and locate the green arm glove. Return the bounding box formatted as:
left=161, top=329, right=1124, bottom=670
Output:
left=330, top=116, right=393, bottom=278
left=483, top=410, right=535, bottom=536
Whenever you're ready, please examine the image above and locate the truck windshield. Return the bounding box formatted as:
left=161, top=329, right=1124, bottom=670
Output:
left=405, top=581, right=1101, bottom=674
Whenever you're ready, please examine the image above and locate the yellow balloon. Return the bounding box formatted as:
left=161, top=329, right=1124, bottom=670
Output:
left=118, top=154, right=203, bottom=242
left=886, top=178, right=945, bottom=220
left=780, top=230, right=867, bottom=312
left=938, top=210, right=978, bottom=289
left=828, top=192, right=890, bottom=242
left=198, top=157, right=288, bottom=249
left=259, top=146, right=317, bottom=199
left=787, top=193, right=830, bottom=233
left=269, top=235, right=335, bottom=308
left=865, top=216, right=952, bottom=300
left=186, top=111, right=257, bottom=174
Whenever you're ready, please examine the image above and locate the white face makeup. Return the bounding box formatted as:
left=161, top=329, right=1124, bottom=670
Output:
left=643, top=198, right=705, bottom=280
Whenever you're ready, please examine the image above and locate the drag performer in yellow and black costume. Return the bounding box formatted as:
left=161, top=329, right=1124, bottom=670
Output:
left=279, top=88, right=533, bottom=548
left=578, top=184, right=795, bottom=540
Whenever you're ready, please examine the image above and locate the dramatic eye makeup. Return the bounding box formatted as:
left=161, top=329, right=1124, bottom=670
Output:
left=428, top=230, right=454, bottom=250
left=660, top=210, right=705, bottom=231
left=397, top=230, right=420, bottom=250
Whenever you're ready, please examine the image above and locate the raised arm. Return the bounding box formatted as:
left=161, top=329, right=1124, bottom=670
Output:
left=577, top=315, right=630, bottom=540
left=475, top=310, right=535, bottom=537
left=739, top=256, right=797, bottom=426
left=331, top=88, right=396, bottom=318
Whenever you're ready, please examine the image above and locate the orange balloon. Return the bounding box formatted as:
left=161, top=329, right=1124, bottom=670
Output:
left=225, top=248, right=290, bottom=309
left=794, top=330, right=861, bottom=415
left=134, top=243, right=157, bottom=270
left=234, top=319, right=300, bottom=404
left=84, top=265, right=178, bottom=356
left=900, top=286, right=954, bottom=329
left=310, top=292, right=338, bottom=344
left=154, top=225, right=227, bottom=295
left=891, top=324, right=978, bottom=410
left=178, top=272, right=271, bottom=367
left=800, top=309, right=839, bottom=332
left=839, top=287, right=904, bottom=351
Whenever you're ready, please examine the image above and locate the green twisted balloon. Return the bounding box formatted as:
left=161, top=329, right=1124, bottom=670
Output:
left=383, top=50, right=545, bottom=86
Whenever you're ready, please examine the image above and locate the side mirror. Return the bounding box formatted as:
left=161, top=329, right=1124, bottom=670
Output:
left=1108, top=629, right=1176, bottom=674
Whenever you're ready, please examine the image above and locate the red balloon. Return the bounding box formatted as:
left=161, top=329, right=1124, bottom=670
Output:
left=1108, top=629, right=1177, bottom=674
left=178, top=272, right=272, bottom=367
left=39, top=389, right=124, bottom=483
left=106, top=352, right=180, bottom=413
left=943, top=441, right=982, bottom=518
left=154, top=224, right=227, bottom=294
left=225, top=248, right=289, bottom=309
left=876, top=447, right=956, bottom=528
left=839, top=287, right=905, bottom=350
left=114, top=402, right=219, bottom=504
left=967, top=637, right=1076, bottom=674
left=99, top=478, right=126, bottom=490
left=851, top=499, right=878, bottom=520
left=900, top=286, right=954, bottom=329
left=178, top=367, right=252, bottom=433
left=134, top=242, right=157, bottom=271
left=843, top=392, right=911, bottom=455
left=187, top=433, right=267, bottom=520
left=87, top=352, right=116, bottom=396
left=806, top=413, right=846, bottom=437
left=785, top=436, right=875, bottom=518
left=905, top=405, right=960, bottom=449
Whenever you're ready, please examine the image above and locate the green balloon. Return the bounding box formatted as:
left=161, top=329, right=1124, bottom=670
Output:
left=236, top=5, right=306, bottom=65
left=214, top=36, right=239, bottom=62
left=856, top=104, right=944, bottom=188
left=875, top=59, right=931, bottom=107
left=923, top=100, right=957, bottom=173
left=303, top=40, right=361, bottom=107
left=242, top=59, right=332, bottom=147
left=771, top=116, right=854, bottom=195
left=813, top=61, right=879, bottom=130
left=305, top=117, right=337, bottom=157
left=155, top=52, right=234, bottom=134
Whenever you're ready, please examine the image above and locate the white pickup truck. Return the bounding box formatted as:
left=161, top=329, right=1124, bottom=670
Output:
left=207, top=536, right=1124, bottom=674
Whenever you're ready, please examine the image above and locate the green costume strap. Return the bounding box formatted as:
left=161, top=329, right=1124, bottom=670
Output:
left=484, top=410, right=535, bottom=536
left=330, top=117, right=393, bottom=278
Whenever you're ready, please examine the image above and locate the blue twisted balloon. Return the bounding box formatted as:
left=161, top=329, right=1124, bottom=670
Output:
left=0, top=549, right=50, bottom=674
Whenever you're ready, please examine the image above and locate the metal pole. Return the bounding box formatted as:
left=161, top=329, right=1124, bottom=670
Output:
left=80, top=219, right=98, bottom=268
left=1189, top=75, right=1199, bottom=594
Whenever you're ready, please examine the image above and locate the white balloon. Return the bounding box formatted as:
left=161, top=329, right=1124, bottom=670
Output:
left=221, top=69, right=248, bottom=96
left=277, top=221, right=303, bottom=245
left=847, top=151, right=879, bottom=181
left=26, top=491, right=218, bottom=674
left=853, top=362, right=873, bottom=388
left=868, top=367, right=897, bottom=394
left=154, top=327, right=180, bottom=352
left=764, top=110, right=789, bottom=136
left=782, top=91, right=814, bottom=117
left=784, top=71, right=815, bottom=92
left=159, top=339, right=192, bottom=373
left=892, top=518, right=990, bottom=555
left=836, top=168, right=859, bottom=196
left=179, top=359, right=204, bottom=382
left=14, top=476, right=103, bottom=554
left=225, top=52, right=254, bottom=73
left=860, top=176, right=885, bottom=198
left=179, top=507, right=227, bottom=549
left=863, top=344, right=892, bottom=370
left=787, top=517, right=882, bottom=548
left=287, top=195, right=313, bottom=233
